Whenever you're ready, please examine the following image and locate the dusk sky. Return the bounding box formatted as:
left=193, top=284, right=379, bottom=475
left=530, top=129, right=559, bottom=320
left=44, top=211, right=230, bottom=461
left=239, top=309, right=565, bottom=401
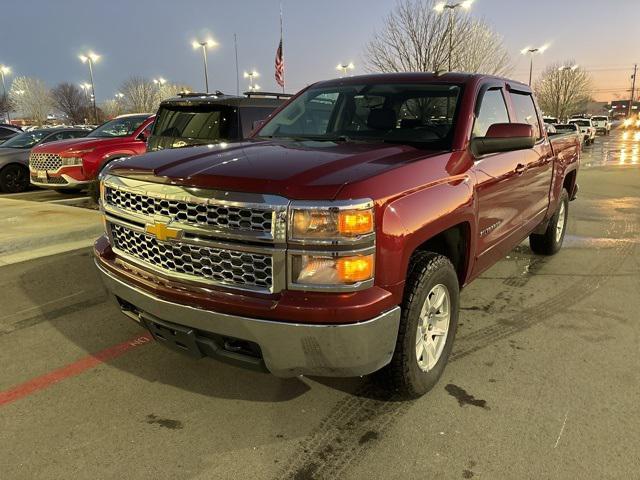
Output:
left=2, top=0, right=638, bottom=102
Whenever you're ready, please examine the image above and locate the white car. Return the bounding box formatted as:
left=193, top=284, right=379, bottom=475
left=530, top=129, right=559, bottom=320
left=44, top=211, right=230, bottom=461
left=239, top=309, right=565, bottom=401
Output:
left=569, top=118, right=596, bottom=145
left=591, top=115, right=611, bottom=135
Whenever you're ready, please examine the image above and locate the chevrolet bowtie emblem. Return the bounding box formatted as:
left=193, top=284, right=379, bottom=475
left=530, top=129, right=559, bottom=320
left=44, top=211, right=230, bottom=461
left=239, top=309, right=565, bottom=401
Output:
left=145, top=222, right=182, bottom=242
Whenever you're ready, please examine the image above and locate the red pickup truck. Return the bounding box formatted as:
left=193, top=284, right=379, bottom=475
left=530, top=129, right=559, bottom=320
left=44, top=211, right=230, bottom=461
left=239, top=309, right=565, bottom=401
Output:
left=29, top=114, right=154, bottom=192
left=95, top=73, right=579, bottom=397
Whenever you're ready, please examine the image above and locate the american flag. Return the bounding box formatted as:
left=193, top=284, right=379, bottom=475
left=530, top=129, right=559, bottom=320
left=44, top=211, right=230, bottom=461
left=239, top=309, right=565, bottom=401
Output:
left=275, top=39, right=284, bottom=88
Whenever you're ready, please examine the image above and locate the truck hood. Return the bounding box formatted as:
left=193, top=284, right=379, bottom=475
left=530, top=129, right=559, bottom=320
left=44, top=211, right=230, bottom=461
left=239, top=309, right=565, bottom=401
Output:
left=106, top=139, right=444, bottom=199
left=31, top=136, right=129, bottom=154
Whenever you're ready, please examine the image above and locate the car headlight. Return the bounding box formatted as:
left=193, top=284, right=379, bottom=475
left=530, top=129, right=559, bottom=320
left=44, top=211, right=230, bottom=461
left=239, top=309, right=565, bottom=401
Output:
left=61, top=156, right=83, bottom=166
left=291, top=253, right=374, bottom=286
left=289, top=202, right=374, bottom=241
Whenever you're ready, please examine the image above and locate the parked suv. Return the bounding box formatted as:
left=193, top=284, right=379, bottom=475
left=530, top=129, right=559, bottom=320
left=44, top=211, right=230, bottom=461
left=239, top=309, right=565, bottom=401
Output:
left=95, top=73, right=580, bottom=398
left=0, top=127, right=88, bottom=193
left=147, top=91, right=290, bottom=152
left=29, top=114, right=154, bottom=193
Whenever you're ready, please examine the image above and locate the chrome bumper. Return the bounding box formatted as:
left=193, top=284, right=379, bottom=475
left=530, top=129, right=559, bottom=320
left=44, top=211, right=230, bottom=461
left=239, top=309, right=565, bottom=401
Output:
left=96, top=260, right=401, bottom=378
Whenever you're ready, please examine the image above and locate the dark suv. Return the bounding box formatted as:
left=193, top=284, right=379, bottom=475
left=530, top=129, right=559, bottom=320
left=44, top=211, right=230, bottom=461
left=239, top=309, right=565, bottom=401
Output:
left=147, top=91, right=290, bottom=152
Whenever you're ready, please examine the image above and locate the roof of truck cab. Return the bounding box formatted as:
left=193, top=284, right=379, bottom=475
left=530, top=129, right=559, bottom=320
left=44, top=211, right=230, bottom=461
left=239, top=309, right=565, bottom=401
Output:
left=160, top=93, right=285, bottom=109
left=313, top=72, right=531, bottom=90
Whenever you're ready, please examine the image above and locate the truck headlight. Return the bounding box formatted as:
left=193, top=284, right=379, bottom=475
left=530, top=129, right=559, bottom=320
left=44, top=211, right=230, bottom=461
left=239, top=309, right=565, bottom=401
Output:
left=61, top=156, right=83, bottom=166
left=291, top=253, right=374, bottom=285
left=290, top=202, right=374, bottom=241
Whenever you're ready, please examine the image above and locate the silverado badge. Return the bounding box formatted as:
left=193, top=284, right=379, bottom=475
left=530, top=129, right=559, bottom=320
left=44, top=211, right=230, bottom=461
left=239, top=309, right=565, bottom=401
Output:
left=145, top=222, right=182, bottom=242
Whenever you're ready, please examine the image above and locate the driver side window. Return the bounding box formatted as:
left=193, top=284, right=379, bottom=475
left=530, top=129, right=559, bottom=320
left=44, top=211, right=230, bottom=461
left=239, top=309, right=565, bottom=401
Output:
left=473, top=88, right=510, bottom=138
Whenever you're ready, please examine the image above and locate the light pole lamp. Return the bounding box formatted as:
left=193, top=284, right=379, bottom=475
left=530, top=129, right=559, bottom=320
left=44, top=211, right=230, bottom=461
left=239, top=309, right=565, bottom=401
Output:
left=243, top=71, right=259, bottom=90
left=192, top=39, right=217, bottom=93
left=434, top=0, right=474, bottom=72
left=521, top=44, right=549, bottom=85
left=153, top=77, right=167, bottom=99
left=336, top=62, right=355, bottom=77
left=79, top=51, right=100, bottom=123
left=0, top=64, right=12, bottom=122
left=153, top=77, right=167, bottom=89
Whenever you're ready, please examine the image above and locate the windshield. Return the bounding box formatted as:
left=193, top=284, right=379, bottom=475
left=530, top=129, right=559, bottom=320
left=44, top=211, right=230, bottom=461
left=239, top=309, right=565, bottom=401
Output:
left=555, top=124, right=576, bottom=131
left=152, top=105, right=237, bottom=141
left=570, top=120, right=590, bottom=127
left=0, top=130, right=48, bottom=149
left=592, top=116, right=607, bottom=121
left=88, top=116, right=148, bottom=138
left=257, top=83, right=462, bottom=148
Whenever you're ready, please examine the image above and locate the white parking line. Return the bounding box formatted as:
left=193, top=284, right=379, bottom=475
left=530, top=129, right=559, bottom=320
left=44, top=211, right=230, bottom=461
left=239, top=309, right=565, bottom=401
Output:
left=47, top=196, right=91, bottom=205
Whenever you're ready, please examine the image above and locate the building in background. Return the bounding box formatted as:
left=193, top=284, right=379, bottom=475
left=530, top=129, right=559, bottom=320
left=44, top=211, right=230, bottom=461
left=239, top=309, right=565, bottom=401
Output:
left=610, top=100, right=640, bottom=119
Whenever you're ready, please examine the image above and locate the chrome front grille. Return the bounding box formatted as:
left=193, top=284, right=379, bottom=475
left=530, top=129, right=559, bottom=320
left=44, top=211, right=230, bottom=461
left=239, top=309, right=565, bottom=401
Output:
left=29, top=152, right=62, bottom=171
left=105, top=186, right=274, bottom=234
left=110, top=223, right=273, bottom=290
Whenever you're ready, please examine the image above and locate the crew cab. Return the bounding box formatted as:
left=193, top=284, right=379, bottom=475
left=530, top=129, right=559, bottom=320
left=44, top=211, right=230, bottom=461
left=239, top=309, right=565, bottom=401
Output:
left=148, top=91, right=289, bottom=152
left=29, top=114, right=154, bottom=192
left=568, top=118, right=596, bottom=145
left=95, top=73, right=580, bottom=398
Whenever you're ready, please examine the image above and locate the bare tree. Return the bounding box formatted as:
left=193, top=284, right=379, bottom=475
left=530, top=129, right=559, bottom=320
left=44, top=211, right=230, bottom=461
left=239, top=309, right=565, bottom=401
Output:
left=10, top=76, right=52, bottom=124
left=534, top=61, right=592, bottom=120
left=101, top=99, right=123, bottom=119
left=119, top=76, right=191, bottom=114
left=364, top=0, right=511, bottom=76
left=51, top=82, right=90, bottom=124
left=120, top=76, right=158, bottom=113
left=0, top=93, right=12, bottom=121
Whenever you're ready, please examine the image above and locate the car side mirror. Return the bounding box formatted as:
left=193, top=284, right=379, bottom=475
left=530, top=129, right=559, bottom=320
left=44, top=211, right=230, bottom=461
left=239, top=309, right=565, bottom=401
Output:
left=470, top=123, right=535, bottom=157
left=137, top=132, right=148, bottom=142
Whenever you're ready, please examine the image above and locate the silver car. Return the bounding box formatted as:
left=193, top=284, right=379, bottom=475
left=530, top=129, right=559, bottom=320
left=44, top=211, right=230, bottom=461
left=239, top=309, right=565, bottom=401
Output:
left=0, top=128, right=88, bottom=193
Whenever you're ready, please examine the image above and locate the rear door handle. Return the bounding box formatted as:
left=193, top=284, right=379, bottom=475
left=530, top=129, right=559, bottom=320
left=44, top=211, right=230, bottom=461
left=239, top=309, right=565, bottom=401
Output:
left=515, top=163, right=527, bottom=174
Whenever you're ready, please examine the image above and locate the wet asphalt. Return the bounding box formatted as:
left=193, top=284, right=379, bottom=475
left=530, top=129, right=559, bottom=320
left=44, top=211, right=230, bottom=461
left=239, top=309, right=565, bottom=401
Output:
left=0, top=129, right=639, bottom=479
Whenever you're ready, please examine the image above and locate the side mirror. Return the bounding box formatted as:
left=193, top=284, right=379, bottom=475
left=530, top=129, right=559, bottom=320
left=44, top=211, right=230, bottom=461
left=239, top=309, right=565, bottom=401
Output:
left=470, top=123, right=535, bottom=157
left=137, top=132, right=148, bottom=142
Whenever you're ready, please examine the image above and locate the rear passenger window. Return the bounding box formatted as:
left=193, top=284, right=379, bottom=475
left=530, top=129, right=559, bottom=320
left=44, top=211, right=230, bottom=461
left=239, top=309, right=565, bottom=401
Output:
left=473, top=89, right=509, bottom=137
left=510, top=92, right=542, bottom=140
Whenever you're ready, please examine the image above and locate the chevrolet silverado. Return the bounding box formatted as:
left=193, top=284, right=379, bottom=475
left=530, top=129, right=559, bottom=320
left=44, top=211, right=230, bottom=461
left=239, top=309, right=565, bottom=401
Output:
left=95, top=73, right=579, bottom=397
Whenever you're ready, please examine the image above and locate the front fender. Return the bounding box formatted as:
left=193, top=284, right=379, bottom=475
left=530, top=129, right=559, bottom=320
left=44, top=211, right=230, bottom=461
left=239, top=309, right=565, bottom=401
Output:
left=377, top=174, right=477, bottom=293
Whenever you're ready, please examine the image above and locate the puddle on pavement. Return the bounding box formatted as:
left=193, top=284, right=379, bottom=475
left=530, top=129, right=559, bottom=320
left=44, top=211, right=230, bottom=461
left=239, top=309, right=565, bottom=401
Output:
left=563, top=234, right=638, bottom=248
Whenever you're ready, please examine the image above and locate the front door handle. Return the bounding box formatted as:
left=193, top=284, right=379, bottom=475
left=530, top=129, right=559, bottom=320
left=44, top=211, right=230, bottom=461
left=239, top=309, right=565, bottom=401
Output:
left=515, top=163, right=527, bottom=175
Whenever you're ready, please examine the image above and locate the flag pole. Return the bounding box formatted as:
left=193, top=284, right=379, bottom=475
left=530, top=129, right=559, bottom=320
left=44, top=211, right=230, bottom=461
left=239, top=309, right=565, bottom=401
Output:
left=280, top=2, right=285, bottom=93
left=234, top=33, right=240, bottom=97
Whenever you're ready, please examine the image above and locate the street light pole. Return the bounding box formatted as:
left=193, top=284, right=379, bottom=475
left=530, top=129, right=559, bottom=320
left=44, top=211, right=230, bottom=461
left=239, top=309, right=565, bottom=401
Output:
left=521, top=44, right=549, bottom=86
left=243, top=71, right=259, bottom=91
left=0, top=65, right=11, bottom=122
left=79, top=52, right=100, bottom=123
left=336, top=62, right=355, bottom=77
left=192, top=39, right=217, bottom=93
left=434, top=0, right=474, bottom=72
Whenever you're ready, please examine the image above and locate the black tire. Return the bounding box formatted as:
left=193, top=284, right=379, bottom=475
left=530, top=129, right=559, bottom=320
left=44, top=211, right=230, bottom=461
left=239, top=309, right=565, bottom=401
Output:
left=378, top=252, right=460, bottom=398
left=88, top=180, right=100, bottom=203
left=0, top=164, right=30, bottom=193
left=529, top=188, right=569, bottom=255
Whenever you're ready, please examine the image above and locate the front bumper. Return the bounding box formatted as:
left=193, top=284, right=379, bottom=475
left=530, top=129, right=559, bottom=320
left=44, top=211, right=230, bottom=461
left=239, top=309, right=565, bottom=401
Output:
left=96, top=259, right=401, bottom=378
left=29, top=166, right=92, bottom=189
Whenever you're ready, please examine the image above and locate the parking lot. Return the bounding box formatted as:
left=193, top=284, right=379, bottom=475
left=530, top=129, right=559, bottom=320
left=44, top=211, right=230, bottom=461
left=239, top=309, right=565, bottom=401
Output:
left=1, top=129, right=639, bottom=479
